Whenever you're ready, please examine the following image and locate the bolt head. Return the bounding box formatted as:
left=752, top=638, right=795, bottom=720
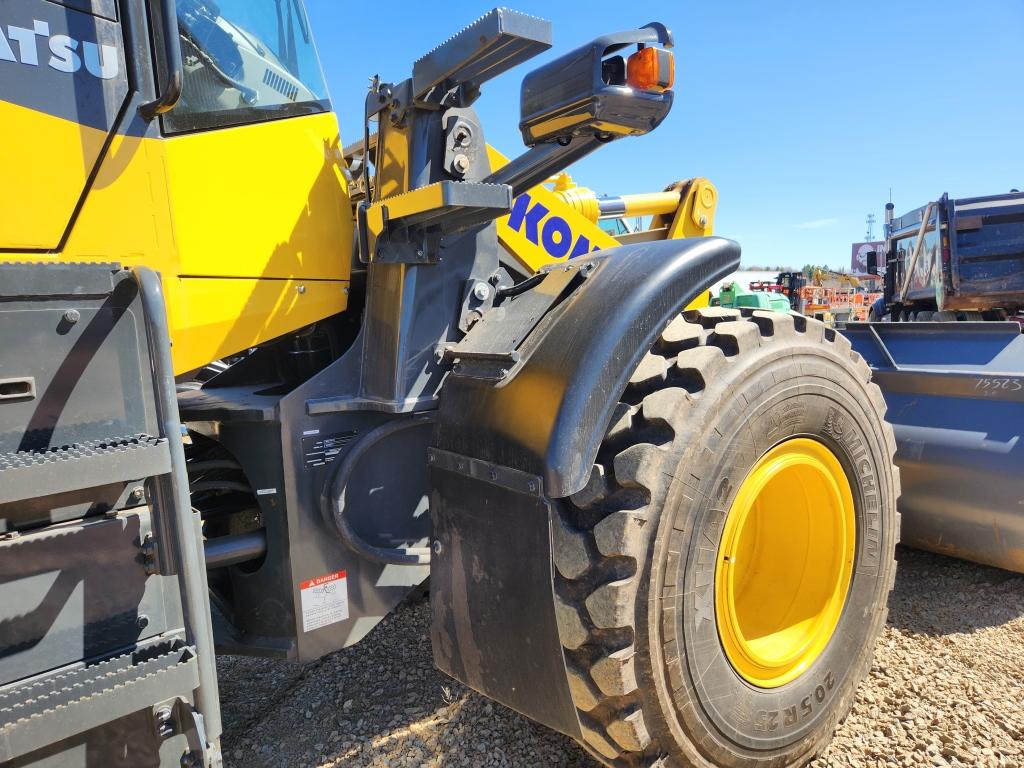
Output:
left=453, top=153, right=470, bottom=173
left=433, top=540, right=443, bottom=555
left=63, top=309, right=81, bottom=324
left=472, top=282, right=491, bottom=301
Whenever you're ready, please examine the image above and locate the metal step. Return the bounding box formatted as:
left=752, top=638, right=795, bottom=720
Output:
left=0, top=434, right=170, bottom=505
left=411, top=8, right=551, bottom=100
left=0, top=641, right=199, bottom=762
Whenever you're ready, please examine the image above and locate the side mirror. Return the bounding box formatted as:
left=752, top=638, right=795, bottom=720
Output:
left=519, top=23, right=675, bottom=146
left=866, top=250, right=878, bottom=275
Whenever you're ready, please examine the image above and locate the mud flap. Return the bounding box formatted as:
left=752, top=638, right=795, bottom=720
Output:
left=429, top=452, right=582, bottom=739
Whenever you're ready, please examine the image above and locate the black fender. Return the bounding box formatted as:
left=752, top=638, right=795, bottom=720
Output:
left=428, top=236, right=739, bottom=738
left=433, top=235, right=740, bottom=497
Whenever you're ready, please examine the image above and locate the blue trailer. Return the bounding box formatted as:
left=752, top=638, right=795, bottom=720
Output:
left=849, top=191, right=1024, bottom=572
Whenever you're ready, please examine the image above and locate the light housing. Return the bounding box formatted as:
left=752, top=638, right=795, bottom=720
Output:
left=518, top=22, right=675, bottom=146
left=627, top=46, right=674, bottom=92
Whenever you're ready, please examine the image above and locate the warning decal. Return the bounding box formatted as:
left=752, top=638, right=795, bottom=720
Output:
left=299, top=570, right=349, bottom=633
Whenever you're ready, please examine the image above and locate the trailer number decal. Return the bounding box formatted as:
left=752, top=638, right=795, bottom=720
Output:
left=974, top=377, right=1022, bottom=393
left=300, top=570, right=349, bottom=632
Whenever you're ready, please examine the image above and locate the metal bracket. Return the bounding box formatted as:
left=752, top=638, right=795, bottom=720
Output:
left=142, top=532, right=160, bottom=575
left=152, top=697, right=182, bottom=741
left=428, top=447, right=543, bottom=496
left=457, top=278, right=496, bottom=333
left=443, top=109, right=482, bottom=181
left=367, top=181, right=512, bottom=264
left=442, top=261, right=590, bottom=378
left=386, top=80, right=413, bottom=128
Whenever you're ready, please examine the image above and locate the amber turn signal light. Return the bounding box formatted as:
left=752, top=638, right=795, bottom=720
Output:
left=626, top=46, right=674, bottom=92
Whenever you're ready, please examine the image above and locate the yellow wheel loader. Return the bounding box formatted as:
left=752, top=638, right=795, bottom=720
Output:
left=0, top=3, right=899, bottom=767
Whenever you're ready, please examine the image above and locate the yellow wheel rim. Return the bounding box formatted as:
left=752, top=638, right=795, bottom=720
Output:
left=715, top=438, right=855, bottom=689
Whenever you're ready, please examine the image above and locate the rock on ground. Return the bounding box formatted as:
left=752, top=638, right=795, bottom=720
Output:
left=219, top=547, right=1024, bottom=767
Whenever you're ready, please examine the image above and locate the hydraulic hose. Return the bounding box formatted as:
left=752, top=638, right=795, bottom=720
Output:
left=322, top=416, right=433, bottom=566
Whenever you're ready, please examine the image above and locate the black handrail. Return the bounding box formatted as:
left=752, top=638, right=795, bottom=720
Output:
left=135, top=267, right=222, bottom=748
left=140, top=0, right=183, bottom=120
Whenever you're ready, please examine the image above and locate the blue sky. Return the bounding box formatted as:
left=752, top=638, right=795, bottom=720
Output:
left=306, top=1, right=1022, bottom=269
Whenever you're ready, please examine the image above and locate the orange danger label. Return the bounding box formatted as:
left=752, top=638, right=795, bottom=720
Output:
left=299, top=570, right=347, bottom=589
left=299, top=570, right=349, bottom=632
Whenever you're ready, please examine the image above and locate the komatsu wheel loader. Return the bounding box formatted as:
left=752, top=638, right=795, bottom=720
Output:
left=0, top=3, right=899, bottom=767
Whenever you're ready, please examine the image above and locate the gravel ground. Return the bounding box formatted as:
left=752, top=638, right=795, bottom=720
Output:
left=218, top=547, right=1024, bottom=767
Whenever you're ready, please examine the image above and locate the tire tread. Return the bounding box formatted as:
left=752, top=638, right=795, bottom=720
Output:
left=553, top=309, right=899, bottom=767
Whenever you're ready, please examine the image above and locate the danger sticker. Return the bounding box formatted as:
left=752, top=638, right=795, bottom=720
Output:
left=299, top=570, right=349, bottom=633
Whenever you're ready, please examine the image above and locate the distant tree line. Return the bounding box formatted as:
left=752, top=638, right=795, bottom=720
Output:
left=801, top=264, right=848, bottom=277
left=739, top=264, right=798, bottom=273
left=741, top=264, right=848, bottom=277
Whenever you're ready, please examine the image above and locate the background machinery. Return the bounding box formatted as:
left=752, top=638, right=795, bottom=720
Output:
left=846, top=191, right=1024, bottom=573
left=711, top=280, right=793, bottom=313
left=0, top=3, right=900, bottom=767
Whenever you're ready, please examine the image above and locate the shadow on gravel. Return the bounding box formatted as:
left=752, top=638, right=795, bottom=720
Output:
left=218, top=591, right=596, bottom=768
left=217, top=547, right=1024, bottom=766
left=886, top=545, right=1024, bottom=636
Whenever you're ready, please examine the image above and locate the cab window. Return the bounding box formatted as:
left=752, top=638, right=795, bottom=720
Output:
left=163, top=0, right=329, bottom=133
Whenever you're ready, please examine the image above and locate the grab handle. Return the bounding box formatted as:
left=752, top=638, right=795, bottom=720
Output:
left=0, top=377, right=36, bottom=401
left=139, top=0, right=183, bottom=120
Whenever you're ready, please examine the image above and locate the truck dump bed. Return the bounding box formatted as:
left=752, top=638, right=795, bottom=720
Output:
left=948, top=192, right=1024, bottom=309
left=888, top=191, right=1024, bottom=312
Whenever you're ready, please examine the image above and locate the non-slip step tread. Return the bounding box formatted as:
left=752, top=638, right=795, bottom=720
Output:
left=0, top=435, right=170, bottom=504
left=0, top=644, right=199, bottom=761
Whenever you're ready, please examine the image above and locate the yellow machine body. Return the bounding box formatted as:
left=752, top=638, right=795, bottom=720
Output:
left=1, top=99, right=352, bottom=375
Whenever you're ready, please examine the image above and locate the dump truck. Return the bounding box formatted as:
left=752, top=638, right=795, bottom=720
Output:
left=871, top=191, right=1024, bottom=321
left=0, top=4, right=900, bottom=767
left=846, top=191, right=1024, bottom=573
